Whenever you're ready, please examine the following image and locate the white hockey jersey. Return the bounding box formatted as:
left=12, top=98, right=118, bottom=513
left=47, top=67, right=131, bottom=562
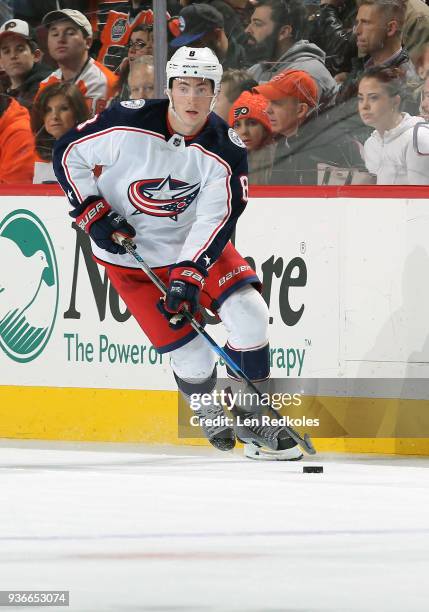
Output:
left=53, top=98, right=249, bottom=271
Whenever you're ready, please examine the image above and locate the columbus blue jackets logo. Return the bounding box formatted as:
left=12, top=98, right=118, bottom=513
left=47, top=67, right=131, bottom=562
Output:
left=128, top=176, right=200, bottom=220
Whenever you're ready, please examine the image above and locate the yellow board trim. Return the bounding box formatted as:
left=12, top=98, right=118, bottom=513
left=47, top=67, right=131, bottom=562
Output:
left=0, top=386, right=428, bottom=455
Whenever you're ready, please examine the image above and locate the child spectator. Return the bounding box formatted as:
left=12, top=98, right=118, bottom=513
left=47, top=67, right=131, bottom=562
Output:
left=0, top=19, right=51, bottom=108
left=214, top=68, right=257, bottom=120
left=31, top=82, right=90, bottom=183
left=229, top=90, right=274, bottom=183
left=37, top=9, right=118, bottom=115
left=358, top=66, right=429, bottom=184
left=0, top=94, right=35, bottom=183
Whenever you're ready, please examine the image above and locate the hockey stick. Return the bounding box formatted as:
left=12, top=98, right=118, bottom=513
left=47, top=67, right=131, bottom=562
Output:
left=115, top=236, right=316, bottom=455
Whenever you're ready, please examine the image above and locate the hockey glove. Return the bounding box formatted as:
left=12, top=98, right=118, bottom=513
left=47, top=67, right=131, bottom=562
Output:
left=70, top=197, right=136, bottom=255
left=157, top=262, right=207, bottom=329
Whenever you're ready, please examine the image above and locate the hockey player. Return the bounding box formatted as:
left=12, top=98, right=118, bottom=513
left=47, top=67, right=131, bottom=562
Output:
left=53, top=46, right=302, bottom=461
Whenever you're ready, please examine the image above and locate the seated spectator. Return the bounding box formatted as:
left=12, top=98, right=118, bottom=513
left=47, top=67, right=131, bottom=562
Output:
left=419, top=74, right=429, bottom=120
left=127, top=55, right=154, bottom=99
left=411, top=42, right=429, bottom=85
left=255, top=69, right=365, bottom=184
left=179, top=0, right=250, bottom=46
left=339, top=0, right=418, bottom=105
left=308, top=0, right=357, bottom=77
left=358, top=66, right=429, bottom=184
left=127, top=23, right=154, bottom=62
left=31, top=82, right=90, bottom=184
left=0, top=93, right=35, bottom=184
left=229, top=90, right=275, bottom=184
left=171, top=4, right=248, bottom=70
left=0, top=19, right=51, bottom=108
left=37, top=9, right=118, bottom=115
left=245, top=0, right=339, bottom=111
left=214, top=67, right=257, bottom=120
left=94, top=2, right=179, bottom=71
left=96, top=9, right=153, bottom=72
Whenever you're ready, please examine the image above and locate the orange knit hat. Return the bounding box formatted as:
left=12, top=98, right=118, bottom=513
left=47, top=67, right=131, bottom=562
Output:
left=228, top=90, right=272, bottom=134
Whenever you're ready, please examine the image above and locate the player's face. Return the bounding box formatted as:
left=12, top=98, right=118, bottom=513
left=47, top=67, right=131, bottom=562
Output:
left=233, top=118, right=267, bottom=151
left=0, top=35, right=36, bottom=82
left=266, top=96, right=301, bottom=137
left=128, top=29, right=153, bottom=61
left=170, top=77, right=214, bottom=135
left=48, top=20, right=91, bottom=64
left=44, top=93, right=77, bottom=139
left=358, top=77, right=400, bottom=133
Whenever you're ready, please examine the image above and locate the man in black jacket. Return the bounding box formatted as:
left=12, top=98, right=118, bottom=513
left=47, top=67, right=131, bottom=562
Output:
left=0, top=19, right=51, bottom=109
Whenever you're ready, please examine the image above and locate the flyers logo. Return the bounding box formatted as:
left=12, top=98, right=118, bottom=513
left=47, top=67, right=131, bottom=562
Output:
left=233, top=106, right=249, bottom=119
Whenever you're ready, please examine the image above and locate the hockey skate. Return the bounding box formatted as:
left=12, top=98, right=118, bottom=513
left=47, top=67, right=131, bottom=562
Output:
left=193, top=402, right=236, bottom=451
left=233, top=407, right=303, bottom=461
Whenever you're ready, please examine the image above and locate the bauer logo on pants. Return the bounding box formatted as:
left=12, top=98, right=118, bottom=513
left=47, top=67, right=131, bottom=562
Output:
left=0, top=210, right=59, bottom=363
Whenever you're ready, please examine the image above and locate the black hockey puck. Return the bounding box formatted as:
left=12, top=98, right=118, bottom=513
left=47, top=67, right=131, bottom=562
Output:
left=303, top=466, right=323, bottom=473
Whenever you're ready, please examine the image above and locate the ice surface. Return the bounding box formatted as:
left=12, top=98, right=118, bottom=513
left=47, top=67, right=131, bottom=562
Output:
left=0, top=440, right=428, bottom=612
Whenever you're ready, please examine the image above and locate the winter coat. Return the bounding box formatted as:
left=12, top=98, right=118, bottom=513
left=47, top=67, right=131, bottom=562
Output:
left=269, top=110, right=364, bottom=185
left=6, top=62, right=52, bottom=109
left=0, top=96, right=35, bottom=184
left=248, top=39, right=339, bottom=111
left=308, top=4, right=357, bottom=75
left=363, top=113, right=429, bottom=184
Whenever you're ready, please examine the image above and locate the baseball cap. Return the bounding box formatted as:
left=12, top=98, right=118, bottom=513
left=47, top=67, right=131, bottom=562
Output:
left=0, top=19, right=37, bottom=44
left=229, top=91, right=272, bottom=134
left=42, top=9, right=93, bottom=38
left=254, top=70, right=318, bottom=108
left=170, top=4, right=224, bottom=49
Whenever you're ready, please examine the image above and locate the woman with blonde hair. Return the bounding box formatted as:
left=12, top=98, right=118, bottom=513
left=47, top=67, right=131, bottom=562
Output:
left=31, top=82, right=90, bottom=183
left=229, top=90, right=275, bottom=184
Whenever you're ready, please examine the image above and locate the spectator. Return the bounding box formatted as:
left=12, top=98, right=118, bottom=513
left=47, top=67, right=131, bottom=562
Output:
left=245, top=0, right=339, bottom=111
left=308, top=0, right=357, bottom=77
left=127, top=54, right=154, bottom=99
left=256, top=69, right=363, bottom=184
left=403, top=0, right=429, bottom=60
left=339, top=0, right=418, bottom=103
left=178, top=0, right=250, bottom=46
left=37, top=9, right=118, bottom=115
left=419, top=74, right=429, bottom=120
left=0, top=19, right=51, bottom=109
left=255, top=69, right=320, bottom=184
left=0, top=93, right=35, bottom=183
left=229, top=90, right=274, bottom=183
left=31, top=81, right=90, bottom=183
left=412, top=42, right=429, bottom=79
left=171, top=4, right=248, bottom=70
left=358, top=66, right=429, bottom=183
left=127, top=23, right=154, bottom=61
left=214, top=67, right=257, bottom=120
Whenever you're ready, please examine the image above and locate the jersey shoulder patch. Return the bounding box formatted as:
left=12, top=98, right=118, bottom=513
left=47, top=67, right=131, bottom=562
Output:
left=120, top=99, right=146, bottom=109
left=228, top=127, right=246, bottom=148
